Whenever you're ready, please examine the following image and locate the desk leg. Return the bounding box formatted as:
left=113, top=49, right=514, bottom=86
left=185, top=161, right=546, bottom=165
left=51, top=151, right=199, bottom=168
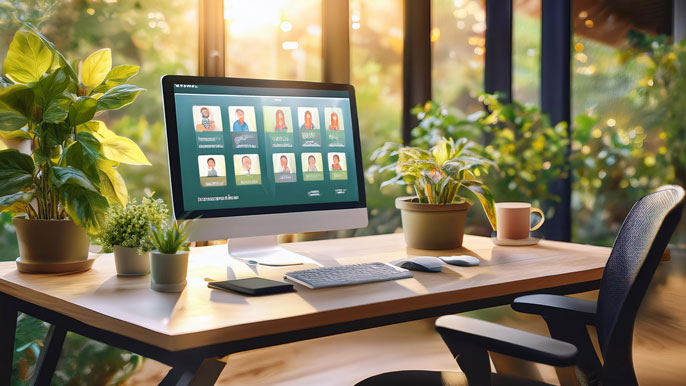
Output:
left=0, top=303, right=17, bottom=385
left=30, top=324, right=67, bottom=386
left=159, top=356, right=228, bottom=386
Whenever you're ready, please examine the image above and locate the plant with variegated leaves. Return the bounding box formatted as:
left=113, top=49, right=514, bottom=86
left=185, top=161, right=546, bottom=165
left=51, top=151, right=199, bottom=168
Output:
left=0, top=23, right=149, bottom=234
left=372, top=137, right=498, bottom=230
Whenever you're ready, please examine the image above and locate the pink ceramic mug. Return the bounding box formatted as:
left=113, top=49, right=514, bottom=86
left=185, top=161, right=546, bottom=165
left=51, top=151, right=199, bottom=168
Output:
left=495, top=202, right=545, bottom=240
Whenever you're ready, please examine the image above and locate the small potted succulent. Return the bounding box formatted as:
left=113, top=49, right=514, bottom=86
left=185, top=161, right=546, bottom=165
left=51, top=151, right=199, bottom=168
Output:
left=100, top=197, right=168, bottom=276
left=149, top=220, right=191, bottom=292
left=374, top=137, right=497, bottom=249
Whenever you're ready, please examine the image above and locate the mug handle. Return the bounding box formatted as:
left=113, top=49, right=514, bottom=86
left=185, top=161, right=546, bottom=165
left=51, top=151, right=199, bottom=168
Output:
left=530, top=208, right=545, bottom=231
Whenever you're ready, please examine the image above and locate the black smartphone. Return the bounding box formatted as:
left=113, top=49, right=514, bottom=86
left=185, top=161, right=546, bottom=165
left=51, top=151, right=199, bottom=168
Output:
left=208, top=277, right=295, bottom=296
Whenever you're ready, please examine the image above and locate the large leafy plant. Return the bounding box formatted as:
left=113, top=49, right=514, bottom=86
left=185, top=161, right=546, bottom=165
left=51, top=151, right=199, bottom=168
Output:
left=372, top=137, right=497, bottom=230
left=0, top=23, right=149, bottom=234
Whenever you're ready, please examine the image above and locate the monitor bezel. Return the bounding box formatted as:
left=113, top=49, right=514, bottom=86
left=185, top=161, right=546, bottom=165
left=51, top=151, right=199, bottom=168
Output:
left=161, top=75, right=367, bottom=221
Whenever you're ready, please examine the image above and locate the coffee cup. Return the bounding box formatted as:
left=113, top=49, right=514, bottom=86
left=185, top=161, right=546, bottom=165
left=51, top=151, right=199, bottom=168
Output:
left=495, top=202, right=545, bottom=240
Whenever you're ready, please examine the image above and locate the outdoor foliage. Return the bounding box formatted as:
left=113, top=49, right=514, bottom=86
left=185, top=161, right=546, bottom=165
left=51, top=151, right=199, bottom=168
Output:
left=370, top=137, right=497, bottom=230
left=570, top=34, right=686, bottom=244
left=402, top=95, right=569, bottom=214
left=11, top=314, right=142, bottom=386
left=0, top=23, right=150, bottom=234
left=624, top=33, right=686, bottom=186
left=100, top=196, right=168, bottom=254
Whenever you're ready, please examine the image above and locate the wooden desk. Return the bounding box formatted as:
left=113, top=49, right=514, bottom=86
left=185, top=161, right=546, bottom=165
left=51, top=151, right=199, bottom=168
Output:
left=0, top=234, right=610, bottom=386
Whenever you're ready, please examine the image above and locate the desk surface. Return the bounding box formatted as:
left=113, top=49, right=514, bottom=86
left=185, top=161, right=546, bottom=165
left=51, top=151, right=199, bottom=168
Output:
left=0, top=234, right=610, bottom=352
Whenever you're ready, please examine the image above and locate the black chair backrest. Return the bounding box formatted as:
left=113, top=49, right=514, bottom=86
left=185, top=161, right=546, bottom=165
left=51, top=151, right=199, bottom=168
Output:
left=596, top=185, right=685, bottom=359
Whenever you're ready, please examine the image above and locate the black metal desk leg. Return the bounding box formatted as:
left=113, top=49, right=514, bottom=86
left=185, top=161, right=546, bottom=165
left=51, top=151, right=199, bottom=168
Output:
left=0, top=303, right=17, bottom=385
left=159, top=356, right=228, bottom=386
left=30, top=324, right=67, bottom=386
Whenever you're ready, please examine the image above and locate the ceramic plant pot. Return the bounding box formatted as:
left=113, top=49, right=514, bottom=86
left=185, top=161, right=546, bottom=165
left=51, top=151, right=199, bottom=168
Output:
left=13, top=216, right=90, bottom=263
left=396, top=196, right=472, bottom=250
left=114, top=246, right=150, bottom=276
left=150, top=251, right=189, bottom=292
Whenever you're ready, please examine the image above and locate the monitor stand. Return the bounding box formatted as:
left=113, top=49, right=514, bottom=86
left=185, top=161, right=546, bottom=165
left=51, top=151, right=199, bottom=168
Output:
left=227, top=235, right=318, bottom=266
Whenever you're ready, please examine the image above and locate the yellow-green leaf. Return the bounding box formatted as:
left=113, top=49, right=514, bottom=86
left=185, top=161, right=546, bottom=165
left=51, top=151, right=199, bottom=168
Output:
left=91, top=120, right=150, bottom=165
left=2, top=29, right=53, bottom=84
left=98, top=160, right=128, bottom=206
left=100, top=135, right=151, bottom=165
left=80, top=48, right=112, bottom=89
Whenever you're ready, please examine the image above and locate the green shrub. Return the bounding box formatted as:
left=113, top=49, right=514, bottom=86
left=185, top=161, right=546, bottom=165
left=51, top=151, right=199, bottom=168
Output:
left=100, top=197, right=168, bottom=254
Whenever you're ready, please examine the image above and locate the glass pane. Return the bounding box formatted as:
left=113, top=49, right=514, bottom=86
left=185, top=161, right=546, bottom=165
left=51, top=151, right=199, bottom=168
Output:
left=350, top=0, right=404, bottom=235
left=570, top=2, right=681, bottom=245
left=0, top=0, right=198, bottom=259
left=224, top=0, right=322, bottom=81
left=431, top=0, right=485, bottom=113
left=512, top=0, right=541, bottom=105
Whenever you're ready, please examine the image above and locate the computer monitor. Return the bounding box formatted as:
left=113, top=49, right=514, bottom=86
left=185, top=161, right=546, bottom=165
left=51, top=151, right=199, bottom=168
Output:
left=161, top=76, right=367, bottom=264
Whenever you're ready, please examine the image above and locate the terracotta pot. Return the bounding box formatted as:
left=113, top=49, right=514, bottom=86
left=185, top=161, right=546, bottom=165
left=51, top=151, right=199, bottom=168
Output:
left=13, top=216, right=90, bottom=263
left=150, top=251, right=189, bottom=292
left=113, top=246, right=150, bottom=276
left=396, top=196, right=472, bottom=250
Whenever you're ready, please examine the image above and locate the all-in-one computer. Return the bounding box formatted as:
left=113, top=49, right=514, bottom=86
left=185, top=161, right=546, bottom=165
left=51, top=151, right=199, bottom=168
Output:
left=161, top=76, right=368, bottom=265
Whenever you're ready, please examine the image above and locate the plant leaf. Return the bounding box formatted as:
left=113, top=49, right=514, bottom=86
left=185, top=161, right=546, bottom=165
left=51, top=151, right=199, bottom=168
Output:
left=0, top=189, right=35, bottom=213
left=465, top=184, right=497, bottom=230
left=61, top=131, right=104, bottom=185
left=97, top=159, right=128, bottom=206
left=0, top=149, right=35, bottom=196
left=96, top=84, right=144, bottom=111
left=60, top=183, right=108, bottom=234
left=22, top=23, right=78, bottom=83
left=80, top=48, right=112, bottom=89
left=68, top=96, right=97, bottom=126
left=33, top=68, right=70, bottom=109
left=42, top=97, right=70, bottom=123
left=51, top=166, right=98, bottom=192
left=0, top=84, right=35, bottom=119
left=2, top=28, right=53, bottom=84
left=93, top=122, right=150, bottom=165
left=0, top=101, right=28, bottom=131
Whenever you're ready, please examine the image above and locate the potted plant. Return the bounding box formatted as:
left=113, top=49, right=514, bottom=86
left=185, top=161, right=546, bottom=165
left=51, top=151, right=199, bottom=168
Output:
left=149, top=220, right=191, bottom=292
left=100, top=197, right=168, bottom=276
left=374, top=137, right=497, bottom=249
left=0, top=23, right=149, bottom=269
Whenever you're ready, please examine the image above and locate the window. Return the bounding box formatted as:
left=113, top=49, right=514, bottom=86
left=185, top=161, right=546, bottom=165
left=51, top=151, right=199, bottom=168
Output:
left=349, top=0, right=404, bottom=235
left=224, top=0, right=322, bottom=80
left=512, top=0, right=541, bottom=105
left=431, top=0, right=485, bottom=113
left=570, top=3, right=673, bottom=245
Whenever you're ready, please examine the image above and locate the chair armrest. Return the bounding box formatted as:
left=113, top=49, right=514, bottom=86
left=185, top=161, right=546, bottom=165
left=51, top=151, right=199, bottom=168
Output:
left=511, top=294, right=597, bottom=325
left=435, top=315, right=578, bottom=367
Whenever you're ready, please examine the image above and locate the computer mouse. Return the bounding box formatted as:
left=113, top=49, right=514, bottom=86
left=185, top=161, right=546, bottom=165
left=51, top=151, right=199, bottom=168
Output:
left=440, top=255, right=480, bottom=267
left=397, top=256, right=444, bottom=272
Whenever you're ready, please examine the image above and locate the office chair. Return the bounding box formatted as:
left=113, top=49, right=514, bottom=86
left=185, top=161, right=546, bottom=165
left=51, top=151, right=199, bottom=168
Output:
left=357, top=185, right=685, bottom=386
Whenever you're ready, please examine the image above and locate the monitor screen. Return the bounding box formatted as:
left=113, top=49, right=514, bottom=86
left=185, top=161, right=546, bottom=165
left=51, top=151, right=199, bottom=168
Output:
left=161, top=76, right=366, bottom=220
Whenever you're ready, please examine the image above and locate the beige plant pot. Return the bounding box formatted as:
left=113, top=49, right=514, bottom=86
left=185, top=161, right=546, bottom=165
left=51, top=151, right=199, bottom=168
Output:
left=113, top=246, right=150, bottom=276
left=13, top=216, right=90, bottom=263
left=396, top=196, right=472, bottom=250
left=150, top=251, right=189, bottom=292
